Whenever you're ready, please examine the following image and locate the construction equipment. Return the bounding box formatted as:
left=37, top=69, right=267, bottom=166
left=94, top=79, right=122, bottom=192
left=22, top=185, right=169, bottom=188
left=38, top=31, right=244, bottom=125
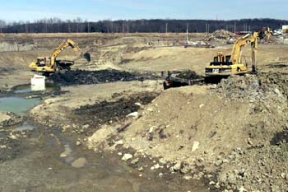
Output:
left=29, top=39, right=81, bottom=75
left=162, top=70, right=204, bottom=89
left=205, top=27, right=271, bottom=79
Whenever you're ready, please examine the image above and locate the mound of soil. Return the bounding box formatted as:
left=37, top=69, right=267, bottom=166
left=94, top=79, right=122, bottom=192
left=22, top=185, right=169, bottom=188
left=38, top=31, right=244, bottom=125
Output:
left=88, top=72, right=288, bottom=191
left=48, top=69, right=159, bottom=86
left=204, top=29, right=235, bottom=42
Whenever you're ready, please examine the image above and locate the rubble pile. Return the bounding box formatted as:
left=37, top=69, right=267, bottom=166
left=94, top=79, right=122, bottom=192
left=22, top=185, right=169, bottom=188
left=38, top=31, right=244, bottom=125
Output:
left=212, top=73, right=288, bottom=102
left=175, top=70, right=203, bottom=80
left=204, top=29, right=236, bottom=43
left=48, top=69, right=159, bottom=86
left=207, top=73, right=288, bottom=191
left=212, top=29, right=235, bottom=39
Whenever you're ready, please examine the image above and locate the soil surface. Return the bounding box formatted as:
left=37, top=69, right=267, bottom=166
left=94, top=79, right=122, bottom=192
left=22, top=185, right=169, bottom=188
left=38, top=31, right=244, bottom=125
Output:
left=1, top=32, right=288, bottom=191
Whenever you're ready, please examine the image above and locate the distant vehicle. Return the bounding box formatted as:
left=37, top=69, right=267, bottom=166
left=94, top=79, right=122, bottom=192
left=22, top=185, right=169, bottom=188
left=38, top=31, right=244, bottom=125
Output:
left=272, top=29, right=282, bottom=36
left=162, top=70, right=204, bottom=89
left=29, top=39, right=81, bottom=76
left=234, top=31, right=252, bottom=35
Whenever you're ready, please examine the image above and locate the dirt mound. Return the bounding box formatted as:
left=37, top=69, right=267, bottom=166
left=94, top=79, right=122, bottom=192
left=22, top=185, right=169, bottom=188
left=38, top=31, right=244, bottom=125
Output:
left=87, top=72, right=288, bottom=191
left=212, top=29, right=235, bottom=39
left=204, top=29, right=235, bottom=43
left=48, top=69, right=159, bottom=86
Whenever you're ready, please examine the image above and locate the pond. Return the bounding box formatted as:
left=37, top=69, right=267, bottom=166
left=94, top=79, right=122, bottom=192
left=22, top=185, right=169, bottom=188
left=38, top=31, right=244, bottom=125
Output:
left=0, top=97, right=41, bottom=115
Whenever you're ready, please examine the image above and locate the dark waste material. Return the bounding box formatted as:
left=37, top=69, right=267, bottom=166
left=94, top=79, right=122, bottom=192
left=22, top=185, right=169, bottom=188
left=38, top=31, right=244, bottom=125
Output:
left=48, top=69, right=159, bottom=86
left=73, top=92, right=159, bottom=134
left=174, top=70, right=202, bottom=79
left=271, top=128, right=288, bottom=145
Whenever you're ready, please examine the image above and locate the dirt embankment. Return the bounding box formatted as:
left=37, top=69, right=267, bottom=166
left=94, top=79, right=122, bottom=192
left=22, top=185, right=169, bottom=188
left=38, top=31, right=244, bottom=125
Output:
left=86, top=72, right=288, bottom=192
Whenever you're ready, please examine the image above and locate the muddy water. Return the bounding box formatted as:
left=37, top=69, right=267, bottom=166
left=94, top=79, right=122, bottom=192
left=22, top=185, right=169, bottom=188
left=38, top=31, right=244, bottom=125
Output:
left=0, top=96, right=209, bottom=192
left=0, top=97, right=40, bottom=115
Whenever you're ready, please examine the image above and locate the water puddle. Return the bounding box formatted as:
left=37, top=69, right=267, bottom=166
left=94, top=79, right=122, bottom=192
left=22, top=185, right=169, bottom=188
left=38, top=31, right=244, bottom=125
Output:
left=0, top=97, right=41, bottom=115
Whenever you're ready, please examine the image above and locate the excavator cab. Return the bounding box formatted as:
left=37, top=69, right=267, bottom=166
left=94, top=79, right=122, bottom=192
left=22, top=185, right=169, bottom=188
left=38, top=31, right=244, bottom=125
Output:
left=36, top=57, right=48, bottom=66
left=210, top=52, right=232, bottom=66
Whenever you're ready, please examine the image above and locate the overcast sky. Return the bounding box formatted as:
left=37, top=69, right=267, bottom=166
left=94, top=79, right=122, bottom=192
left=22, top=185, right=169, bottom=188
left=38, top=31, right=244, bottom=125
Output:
left=0, top=0, right=287, bottom=22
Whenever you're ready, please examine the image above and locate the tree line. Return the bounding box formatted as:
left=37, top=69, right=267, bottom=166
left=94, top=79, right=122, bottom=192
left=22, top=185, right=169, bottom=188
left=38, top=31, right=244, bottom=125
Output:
left=0, top=18, right=287, bottom=33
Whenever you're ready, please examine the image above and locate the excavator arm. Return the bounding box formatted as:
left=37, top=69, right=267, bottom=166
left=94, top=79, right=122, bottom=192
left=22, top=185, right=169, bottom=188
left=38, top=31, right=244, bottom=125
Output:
left=229, top=27, right=271, bottom=72
left=49, top=39, right=81, bottom=69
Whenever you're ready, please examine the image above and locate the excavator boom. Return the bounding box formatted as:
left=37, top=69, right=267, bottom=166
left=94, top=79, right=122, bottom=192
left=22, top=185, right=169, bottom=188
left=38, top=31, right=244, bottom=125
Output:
left=49, top=39, right=81, bottom=68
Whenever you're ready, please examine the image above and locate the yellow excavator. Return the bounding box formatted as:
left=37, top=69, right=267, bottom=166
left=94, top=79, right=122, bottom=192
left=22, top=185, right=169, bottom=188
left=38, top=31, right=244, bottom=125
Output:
left=205, top=27, right=271, bottom=79
left=29, top=39, right=81, bottom=75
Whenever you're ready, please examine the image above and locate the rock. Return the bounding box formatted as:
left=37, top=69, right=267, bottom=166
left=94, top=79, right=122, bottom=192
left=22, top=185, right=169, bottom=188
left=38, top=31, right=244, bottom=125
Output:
left=138, top=167, right=144, bottom=172
left=130, top=158, right=139, bottom=165
left=237, top=186, right=246, bottom=192
left=209, top=181, right=216, bottom=185
left=9, top=134, right=17, bottom=140
left=192, top=141, right=199, bottom=152
left=170, top=162, right=181, bottom=172
left=215, top=159, right=223, bottom=166
left=183, top=175, right=192, bottom=180
left=274, top=88, right=282, bottom=97
left=117, top=152, right=122, bottom=156
left=227, top=172, right=237, bottom=184
left=159, top=158, right=167, bottom=164
left=126, top=112, right=139, bottom=118
left=180, top=166, right=191, bottom=174
left=222, top=159, right=229, bottom=163
left=159, top=172, right=163, bottom=177
left=247, top=138, right=253, bottom=145
left=199, top=104, right=204, bottom=108
left=76, top=140, right=82, bottom=146
left=147, top=108, right=154, bottom=112
left=115, top=140, right=124, bottom=145
left=71, top=157, right=88, bottom=168
left=122, top=153, right=133, bottom=161
left=215, top=182, right=220, bottom=189
left=135, top=102, right=142, bottom=107
left=151, top=163, right=160, bottom=170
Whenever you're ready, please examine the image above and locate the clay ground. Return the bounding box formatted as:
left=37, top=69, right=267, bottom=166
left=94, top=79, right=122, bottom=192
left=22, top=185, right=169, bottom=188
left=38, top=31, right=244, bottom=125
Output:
left=1, top=32, right=288, bottom=191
